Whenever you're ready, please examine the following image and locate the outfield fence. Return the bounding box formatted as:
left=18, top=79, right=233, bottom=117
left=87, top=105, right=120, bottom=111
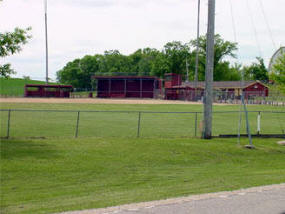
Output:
left=1, top=109, right=284, bottom=139
left=2, top=87, right=285, bottom=106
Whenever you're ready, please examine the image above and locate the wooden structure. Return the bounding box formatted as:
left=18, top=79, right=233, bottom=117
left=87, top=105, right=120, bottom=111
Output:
left=25, top=84, right=73, bottom=98
left=165, top=74, right=269, bottom=100
left=93, top=76, right=161, bottom=98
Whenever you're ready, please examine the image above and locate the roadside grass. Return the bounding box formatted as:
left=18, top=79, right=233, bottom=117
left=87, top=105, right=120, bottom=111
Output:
left=1, top=137, right=285, bottom=214
left=0, top=103, right=284, bottom=138
left=0, top=78, right=57, bottom=97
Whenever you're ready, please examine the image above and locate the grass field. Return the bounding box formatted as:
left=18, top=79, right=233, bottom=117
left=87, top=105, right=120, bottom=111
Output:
left=0, top=101, right=285, bottom=214
left=0, top=78, right=57, bottom=97
left=0, top=102, right=284, bottom=138
left=1, top=137, right=284, bottom=214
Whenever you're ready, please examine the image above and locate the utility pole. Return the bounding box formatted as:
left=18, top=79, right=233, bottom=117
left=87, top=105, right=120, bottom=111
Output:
left=203, top=0, right=215, bottom=139
left=194, top=0, right=201, bottom=100
left=44, top=0, right=49, bottom=84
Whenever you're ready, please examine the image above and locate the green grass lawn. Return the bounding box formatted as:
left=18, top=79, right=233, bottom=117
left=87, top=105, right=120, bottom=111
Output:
left=1, top=137, right=285, bottom=214
left=0, top=103, right=284, bottom=138
left=1, top=102, right=284, bottom=213
left=0, top=78, right=57, bottom=97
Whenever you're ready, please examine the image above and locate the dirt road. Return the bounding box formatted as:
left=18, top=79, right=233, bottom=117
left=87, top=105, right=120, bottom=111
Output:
left=0, top=98, right=231, bottom=105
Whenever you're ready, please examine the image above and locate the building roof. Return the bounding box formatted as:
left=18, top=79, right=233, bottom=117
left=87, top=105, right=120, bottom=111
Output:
left=173, top=81, right=268, bottom=89
left=25, top=84, right=73, bottom=88
left=93, top=76, right=159, bottom=80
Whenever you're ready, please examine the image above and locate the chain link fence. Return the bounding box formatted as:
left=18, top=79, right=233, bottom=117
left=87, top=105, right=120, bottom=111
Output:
left=1, top=109, right=284, bottom=139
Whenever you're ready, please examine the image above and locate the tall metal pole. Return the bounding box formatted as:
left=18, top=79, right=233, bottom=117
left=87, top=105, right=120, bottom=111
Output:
left=44, top=0, right=49, bottom=84
left=186, top=58, right=189, bottom=83
left=194, top=0, right=201, bottom=99
left=203, top=0, right=215, bottom=139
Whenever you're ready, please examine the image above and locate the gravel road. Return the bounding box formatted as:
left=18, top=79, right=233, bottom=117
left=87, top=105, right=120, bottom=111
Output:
left=60, top=183, right=285, bottom=214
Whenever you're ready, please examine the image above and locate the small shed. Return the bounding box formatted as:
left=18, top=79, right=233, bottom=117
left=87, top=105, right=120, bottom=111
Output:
left=25, top=84, right=73, bottom=98
left=92, top=76, right=162, bottom=98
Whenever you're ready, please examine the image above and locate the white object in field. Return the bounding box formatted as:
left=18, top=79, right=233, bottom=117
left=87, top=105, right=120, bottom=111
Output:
left=277, top=141, right=285, bottom=146
left=257, top=113, right=261, bottom=134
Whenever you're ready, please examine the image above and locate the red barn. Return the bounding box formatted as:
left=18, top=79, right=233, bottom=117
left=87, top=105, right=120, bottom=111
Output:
left=25, top=84, right=73, bottom=98
left=93, top=76, right=162, bottom=98
left=164, top=73, right=269, bottom=100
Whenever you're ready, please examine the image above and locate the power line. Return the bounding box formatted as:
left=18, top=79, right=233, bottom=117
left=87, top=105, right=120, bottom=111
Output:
left=246, top=0, right=262, bottom=57
left=228, top=0, right=243, bottom=145
left=228, top=0, right=237, bottom=43
left=257, top=0, right=277, bottom=50
left=228, top=0, right=253, bottom=146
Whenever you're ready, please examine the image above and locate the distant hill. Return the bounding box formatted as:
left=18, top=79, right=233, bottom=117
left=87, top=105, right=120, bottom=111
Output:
left=0, top=78, right=57, bottom=97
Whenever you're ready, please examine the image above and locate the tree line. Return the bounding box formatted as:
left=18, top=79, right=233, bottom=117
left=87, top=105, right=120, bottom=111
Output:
left=1, top=26, right=284, bottom=93
left=56, top=35, right=270, bottom=89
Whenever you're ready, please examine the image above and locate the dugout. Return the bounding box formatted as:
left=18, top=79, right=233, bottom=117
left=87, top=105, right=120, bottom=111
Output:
left=25, top=84, right=73, bottom=98
left=93, top=76, right=162, bottom=98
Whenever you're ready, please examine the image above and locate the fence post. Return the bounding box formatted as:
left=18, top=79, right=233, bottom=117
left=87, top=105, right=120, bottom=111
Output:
left=257, top=111, right=261, bottom=135
left=6, top=109, right=11, bottom=139
left=75, top=111, right=80, bottom=138
left=194, top=112, right=198, bottom=137
left=137, top=112, right=141, bottom=138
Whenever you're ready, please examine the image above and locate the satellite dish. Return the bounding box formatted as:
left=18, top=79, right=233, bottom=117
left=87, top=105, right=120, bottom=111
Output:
left=268, top=47, right=285, bottom=73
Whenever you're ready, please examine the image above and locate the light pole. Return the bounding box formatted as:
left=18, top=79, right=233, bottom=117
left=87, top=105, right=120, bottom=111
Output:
left=44, top=0, right=49, bottom=84
left=194, top=0, right=201, bottom=100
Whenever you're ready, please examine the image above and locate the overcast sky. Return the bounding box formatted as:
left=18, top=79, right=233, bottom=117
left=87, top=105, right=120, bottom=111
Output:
left=1, top=0, right=284, bottom=81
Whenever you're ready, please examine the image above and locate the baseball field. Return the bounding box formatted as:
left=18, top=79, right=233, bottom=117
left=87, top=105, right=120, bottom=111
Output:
left=1, top=98, right=285, bottom=214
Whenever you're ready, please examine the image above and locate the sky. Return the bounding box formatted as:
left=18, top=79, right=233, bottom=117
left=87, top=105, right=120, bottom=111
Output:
left=1, top=0, right=284, bottom=81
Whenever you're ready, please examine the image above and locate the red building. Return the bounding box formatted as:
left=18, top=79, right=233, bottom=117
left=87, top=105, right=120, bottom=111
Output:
left=93, top=76, right=162, bottom=98
left=164, top=73, right=269, bottom=100
left=25, top=84, right=73, bottom=98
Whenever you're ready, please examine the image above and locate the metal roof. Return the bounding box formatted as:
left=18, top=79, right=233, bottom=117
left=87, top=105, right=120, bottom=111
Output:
left=173, top=81, right=268, bottom=89
left=93, top=76, right=159, bottom=80
left=25, top=84, right=73, bottom=88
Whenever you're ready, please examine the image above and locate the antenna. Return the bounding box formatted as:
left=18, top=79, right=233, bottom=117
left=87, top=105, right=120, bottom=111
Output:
left=44, top=0, right=49, bottom=84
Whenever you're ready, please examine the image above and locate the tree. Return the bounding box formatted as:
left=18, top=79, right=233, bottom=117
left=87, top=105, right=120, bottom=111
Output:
left=189, top=34, right=238, bottom=81
left=243, top=57, right=269, bottom=82
left=0, top=27, right=32, bottom=78
left=271, top=53, right=285, bottom=92
left=163, top=41, right=190, bottom=76
left=150, top=52, right=170, bottom=78
left=57, top=55, right=101, bottom=89
left=99, top=50, right=131, bottom=74
left=0, top=63, right=14, bottom=78
left=57, top=35, right=241, bottom=88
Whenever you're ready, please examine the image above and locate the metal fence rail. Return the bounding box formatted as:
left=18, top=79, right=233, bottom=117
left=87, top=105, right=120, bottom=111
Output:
left=0, top=109, right=284, bottom=139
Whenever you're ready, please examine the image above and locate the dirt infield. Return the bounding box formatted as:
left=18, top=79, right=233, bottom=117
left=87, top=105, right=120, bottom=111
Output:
left=0, top=98, right=198, bottom=104
left=0, top=98, right=232, bottom=105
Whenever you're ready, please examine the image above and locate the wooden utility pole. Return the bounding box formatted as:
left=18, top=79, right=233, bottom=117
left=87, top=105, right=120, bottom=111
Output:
left=44, top=0, right=49, bottom=84
left=203, top=0, right=215, bottom=139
